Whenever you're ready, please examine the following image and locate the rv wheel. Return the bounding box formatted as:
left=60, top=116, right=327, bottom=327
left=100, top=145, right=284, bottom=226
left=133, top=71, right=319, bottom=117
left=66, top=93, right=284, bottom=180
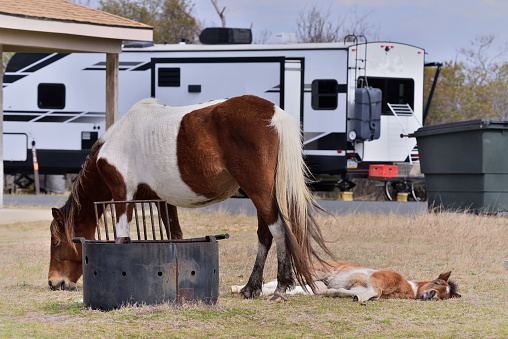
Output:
left=385, top=181, right=426, bottom=202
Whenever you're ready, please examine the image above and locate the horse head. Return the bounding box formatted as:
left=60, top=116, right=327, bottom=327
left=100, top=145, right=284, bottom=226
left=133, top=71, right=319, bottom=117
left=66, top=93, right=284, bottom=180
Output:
left=48, top=206, right=94, bottom=291
left=417, top=271, right=461, bottom=300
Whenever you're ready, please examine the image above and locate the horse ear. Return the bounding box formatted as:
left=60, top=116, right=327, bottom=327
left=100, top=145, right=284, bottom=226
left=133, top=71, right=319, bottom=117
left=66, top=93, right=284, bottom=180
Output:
left=52, top=208, right=65, bottom=225
left=437, top=271, right=452, bottom=281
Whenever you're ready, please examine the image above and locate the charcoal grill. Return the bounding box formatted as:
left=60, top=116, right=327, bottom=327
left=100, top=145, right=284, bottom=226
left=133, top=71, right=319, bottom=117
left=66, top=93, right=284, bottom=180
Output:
left=73, top=200, right=228, bottom=310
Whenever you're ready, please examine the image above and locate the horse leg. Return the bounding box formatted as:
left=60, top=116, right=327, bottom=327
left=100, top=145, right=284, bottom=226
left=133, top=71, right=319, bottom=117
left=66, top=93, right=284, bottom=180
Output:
left=240, top=191, right=295, bottom=300
left=165, top=204, right=183, bottom=240
left=240, top=215, right=273, bottom=298
left=116, top=202, right=135, bottom=243
left=96, top=158, right=132, bottom=243
left=266, top=215, right=295, bottom=301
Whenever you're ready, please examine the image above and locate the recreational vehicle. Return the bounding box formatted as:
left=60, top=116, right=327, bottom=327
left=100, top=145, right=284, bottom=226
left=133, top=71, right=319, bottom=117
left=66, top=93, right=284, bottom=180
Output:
left=3, top=30, right=426, bottom=192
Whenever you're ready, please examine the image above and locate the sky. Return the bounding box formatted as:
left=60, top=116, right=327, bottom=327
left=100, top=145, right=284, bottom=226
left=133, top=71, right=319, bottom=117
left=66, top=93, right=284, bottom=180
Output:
left=84, top=0, right=508, bottom=64
left=191, top=0, right=508, bottom=64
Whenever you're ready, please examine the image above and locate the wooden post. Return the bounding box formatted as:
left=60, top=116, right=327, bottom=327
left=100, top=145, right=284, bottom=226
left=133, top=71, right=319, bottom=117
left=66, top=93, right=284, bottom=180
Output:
left=106, top=53, right=119, bottom=129
left=0, top=44, right=4, bottom=208
left=31, top=141, right=40, bottom=195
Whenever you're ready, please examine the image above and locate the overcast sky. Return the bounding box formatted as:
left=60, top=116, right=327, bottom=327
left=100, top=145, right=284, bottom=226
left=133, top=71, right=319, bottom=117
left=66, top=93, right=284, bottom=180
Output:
left=192, top=0, right=508, bottom=63
left=84, top=0, right=508, bottom=64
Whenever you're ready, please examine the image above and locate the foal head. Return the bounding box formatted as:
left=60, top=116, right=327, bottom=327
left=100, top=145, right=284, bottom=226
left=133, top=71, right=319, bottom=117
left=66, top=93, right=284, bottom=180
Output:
left=417, top=271, right=461, bottom=300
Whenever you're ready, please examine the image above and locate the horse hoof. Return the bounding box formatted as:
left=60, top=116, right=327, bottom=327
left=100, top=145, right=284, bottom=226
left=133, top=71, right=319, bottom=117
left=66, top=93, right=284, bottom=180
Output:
left=115, top=237, right=131, bottom=244
left=269, top=292, right=288, bottom=302
left=268, top=295, right=285, bottom=302
left=240, top=286, right=260, bottom=299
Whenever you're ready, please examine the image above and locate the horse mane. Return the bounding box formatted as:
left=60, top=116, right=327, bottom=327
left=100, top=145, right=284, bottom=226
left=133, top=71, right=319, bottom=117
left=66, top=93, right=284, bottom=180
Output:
left=58, top=139, right=104, bottom=247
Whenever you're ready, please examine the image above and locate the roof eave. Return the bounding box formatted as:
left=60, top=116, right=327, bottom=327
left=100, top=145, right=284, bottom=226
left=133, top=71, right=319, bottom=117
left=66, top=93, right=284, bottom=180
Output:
left=0, top=13, right=153, bottom=53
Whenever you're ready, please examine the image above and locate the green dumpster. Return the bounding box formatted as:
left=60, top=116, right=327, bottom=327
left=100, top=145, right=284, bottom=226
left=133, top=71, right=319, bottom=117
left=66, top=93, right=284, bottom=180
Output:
left=413, top=119, right=508, bottom=214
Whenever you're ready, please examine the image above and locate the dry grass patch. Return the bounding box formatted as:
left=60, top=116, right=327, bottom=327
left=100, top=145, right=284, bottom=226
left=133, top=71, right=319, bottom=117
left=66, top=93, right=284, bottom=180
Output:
left=0, top=207, right=507, bottom=338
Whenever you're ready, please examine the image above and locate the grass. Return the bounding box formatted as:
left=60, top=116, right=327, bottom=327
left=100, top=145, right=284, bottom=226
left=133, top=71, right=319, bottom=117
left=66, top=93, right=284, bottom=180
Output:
left=0, top=206, right=507, bottom=338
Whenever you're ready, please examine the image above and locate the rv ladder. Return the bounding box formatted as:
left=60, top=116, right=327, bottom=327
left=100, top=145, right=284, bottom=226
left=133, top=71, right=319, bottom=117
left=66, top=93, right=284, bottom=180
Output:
left=387, top=103, right=423, bottom=129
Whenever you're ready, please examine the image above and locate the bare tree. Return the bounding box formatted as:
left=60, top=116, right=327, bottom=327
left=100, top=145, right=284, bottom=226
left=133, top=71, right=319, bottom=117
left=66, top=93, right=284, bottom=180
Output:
left=296, top=5, right=341, bottom=43
left=210, top=0, right=227, bottom=27
left=296, top=5, right=378, bottom=43
left=254, top=29, right=273, bottom=44
left=342, top=7, right=379, bottom=41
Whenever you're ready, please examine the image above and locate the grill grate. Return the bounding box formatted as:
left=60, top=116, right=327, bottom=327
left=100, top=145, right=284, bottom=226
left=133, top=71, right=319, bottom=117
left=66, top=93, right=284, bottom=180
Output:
left=93, top=200, right=170, bottom=241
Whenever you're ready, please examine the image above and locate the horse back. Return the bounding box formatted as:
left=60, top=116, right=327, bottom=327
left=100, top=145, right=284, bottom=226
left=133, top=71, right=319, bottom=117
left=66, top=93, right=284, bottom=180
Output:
left=96, top=95, right=280, bottom=207
left=176, top=95, right=280, bottom=199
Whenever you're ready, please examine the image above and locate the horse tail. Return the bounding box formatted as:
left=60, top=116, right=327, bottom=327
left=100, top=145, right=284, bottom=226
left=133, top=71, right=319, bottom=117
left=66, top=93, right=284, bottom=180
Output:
left=270, top=106, right=333, bottom=292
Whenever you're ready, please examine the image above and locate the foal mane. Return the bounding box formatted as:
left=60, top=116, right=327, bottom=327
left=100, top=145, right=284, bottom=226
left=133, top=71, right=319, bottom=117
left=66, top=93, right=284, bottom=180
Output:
left=55, top=140, right=104, bottom=246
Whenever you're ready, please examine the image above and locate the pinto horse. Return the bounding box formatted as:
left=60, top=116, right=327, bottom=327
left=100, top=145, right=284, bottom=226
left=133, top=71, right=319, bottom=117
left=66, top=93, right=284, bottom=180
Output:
left=232, top=261, right=461, bottom=301
left=48, top=95, right=332, bottom=300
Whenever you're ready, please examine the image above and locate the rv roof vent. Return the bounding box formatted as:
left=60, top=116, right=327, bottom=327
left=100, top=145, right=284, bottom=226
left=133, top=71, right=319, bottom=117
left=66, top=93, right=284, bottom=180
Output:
left=266, top=32, right=297, bottom=44
left=124, top=41, right=155, bottom=48
left=199, top=28, right=252, bottom=45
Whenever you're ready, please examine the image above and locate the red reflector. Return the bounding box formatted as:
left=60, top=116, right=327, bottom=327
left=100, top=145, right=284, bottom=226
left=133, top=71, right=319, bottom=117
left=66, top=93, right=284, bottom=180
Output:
left=381, top=45, right=384, bottom=47
left=391, top=46, right=394, bottom=48
left=352, top=49, right=356, bottom=51
left=337, top=150, right=343, bottom=154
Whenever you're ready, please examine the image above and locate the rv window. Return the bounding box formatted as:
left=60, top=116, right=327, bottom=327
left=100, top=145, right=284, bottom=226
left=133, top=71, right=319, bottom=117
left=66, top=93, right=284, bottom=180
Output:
left=158, top=68, right=181, bottom=87
left=38, top=83, right=65, bottom=109
left=311, top=79, right=338, bottom=110
left=357, top=77, right=414, bottom=115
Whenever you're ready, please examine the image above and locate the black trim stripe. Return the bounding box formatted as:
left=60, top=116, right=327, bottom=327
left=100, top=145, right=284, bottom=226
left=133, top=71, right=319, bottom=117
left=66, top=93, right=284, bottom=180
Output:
left=304, top=133, right=347, bottom=151
left=132, top=62, right=152, bottom=71
left=24, top=53, right=69, bottom=72
left=3, top=74, right=26, bottom=84
left=5, top=53, right=51, bottom=72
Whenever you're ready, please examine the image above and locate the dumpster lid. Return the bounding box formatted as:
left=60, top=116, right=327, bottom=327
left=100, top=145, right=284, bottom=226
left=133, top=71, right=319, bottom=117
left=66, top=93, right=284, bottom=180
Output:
left=413, top=119, right=508, bottom=137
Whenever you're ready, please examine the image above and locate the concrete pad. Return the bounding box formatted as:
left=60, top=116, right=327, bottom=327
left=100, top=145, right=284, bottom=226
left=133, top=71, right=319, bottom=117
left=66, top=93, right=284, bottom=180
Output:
left=0, top=207, right=53, bottom=225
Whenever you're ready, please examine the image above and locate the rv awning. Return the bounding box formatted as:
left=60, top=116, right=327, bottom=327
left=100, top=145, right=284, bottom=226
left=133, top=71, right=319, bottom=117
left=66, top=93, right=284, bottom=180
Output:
left=0, top=0, right=153, bottom=208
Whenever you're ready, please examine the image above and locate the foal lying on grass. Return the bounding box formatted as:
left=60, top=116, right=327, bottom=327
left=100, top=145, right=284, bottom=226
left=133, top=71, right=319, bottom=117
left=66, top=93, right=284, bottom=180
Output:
left=231, top=261, right=461, bottom=302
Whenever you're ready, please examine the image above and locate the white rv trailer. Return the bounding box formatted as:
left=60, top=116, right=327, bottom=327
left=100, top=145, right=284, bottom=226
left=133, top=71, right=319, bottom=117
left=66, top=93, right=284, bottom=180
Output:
left=3, top=34, right=424, bottom=189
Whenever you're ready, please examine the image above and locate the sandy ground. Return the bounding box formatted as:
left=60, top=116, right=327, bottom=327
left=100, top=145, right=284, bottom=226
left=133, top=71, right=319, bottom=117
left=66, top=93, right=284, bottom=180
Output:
left=0, top=207, right=53, bottom=225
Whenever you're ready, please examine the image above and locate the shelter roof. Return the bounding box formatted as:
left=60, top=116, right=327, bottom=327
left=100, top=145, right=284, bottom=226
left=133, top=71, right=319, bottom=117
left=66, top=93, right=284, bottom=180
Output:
left=0, top=0, right=151, bottom=29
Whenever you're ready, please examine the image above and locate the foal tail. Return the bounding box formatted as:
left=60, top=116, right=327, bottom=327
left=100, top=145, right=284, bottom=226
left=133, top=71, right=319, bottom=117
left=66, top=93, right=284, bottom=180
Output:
left=270, top=106, right=333, bottom=292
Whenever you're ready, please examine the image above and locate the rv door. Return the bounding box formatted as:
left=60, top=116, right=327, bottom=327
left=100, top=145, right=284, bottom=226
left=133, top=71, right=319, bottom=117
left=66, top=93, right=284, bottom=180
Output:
left=283, top=59, right=304, bottom=123
left=152, top=57, right=286, bottom=108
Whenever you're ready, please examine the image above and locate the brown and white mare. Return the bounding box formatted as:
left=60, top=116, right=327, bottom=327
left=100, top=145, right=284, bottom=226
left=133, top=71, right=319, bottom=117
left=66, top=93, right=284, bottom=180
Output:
left=48, top=95, right=332, bottom=300
left=232, top=261, right=461, bottom=301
